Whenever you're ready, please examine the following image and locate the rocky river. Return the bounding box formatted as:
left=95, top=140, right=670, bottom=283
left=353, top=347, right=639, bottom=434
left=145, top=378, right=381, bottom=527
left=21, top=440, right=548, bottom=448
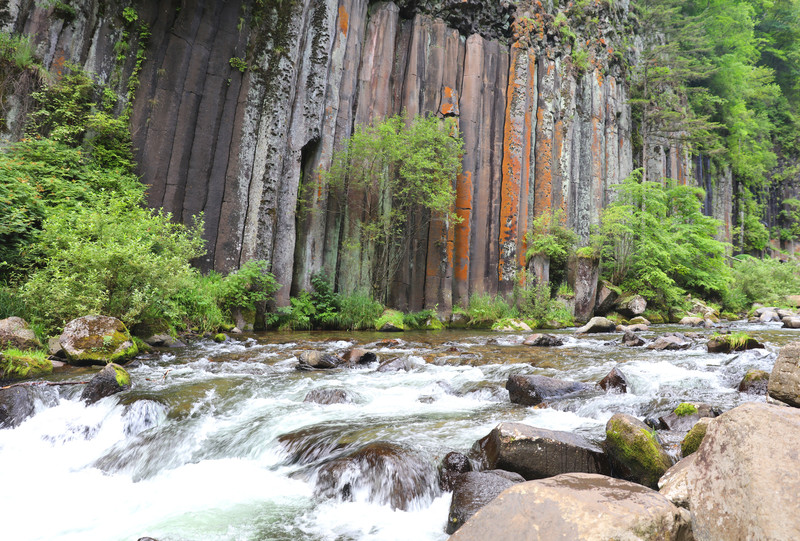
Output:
left=1, top=321, right=796, bottom=541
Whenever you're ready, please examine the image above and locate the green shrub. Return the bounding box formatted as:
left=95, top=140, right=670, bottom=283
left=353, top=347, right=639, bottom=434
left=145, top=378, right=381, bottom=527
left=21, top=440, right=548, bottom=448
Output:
left=335, top=290, right=384, bottom=330
left=465, top=293, right=516, bottom=327
left=723, top=255, right=800, bottom=311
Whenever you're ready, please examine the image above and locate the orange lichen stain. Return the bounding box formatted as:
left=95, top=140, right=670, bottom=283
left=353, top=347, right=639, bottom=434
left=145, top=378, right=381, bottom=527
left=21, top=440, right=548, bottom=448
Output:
left=441, top=103, right=454, bottom=115
left=338, top=5, right=349, bottom=35
left=454, top=171, right=473, bottom=283
left=552, top=117, right=565, bottom=213
left=534, top=110, right=553, bottom=217
left=444, top=86, right=454, bottom=98
left=500, top=55, right=523, bottom=282
left=52, top=55, right=66, bottom=78
left=596, top=68, right=603, bottom=88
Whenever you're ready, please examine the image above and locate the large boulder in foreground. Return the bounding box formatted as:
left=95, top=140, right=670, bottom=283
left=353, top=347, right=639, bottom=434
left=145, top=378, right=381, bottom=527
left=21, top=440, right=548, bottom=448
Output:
left=471, top=422, right=611, bottom=480
left=449, top=473, right=692, bottom=541
left=505, top=374, right=589, bottom=406
left=604, top=413, right=673, bottom=489
left=659, top=402, right=800, bottom=540
left=0, top=317, right=42, bottom=351
left=60, top=316, right=137, bottom=365
left=768, top=341, right=800, bottom=407
left=80, top=363, right=132, bottom=404
left=446, top=470, right=523, bottom=534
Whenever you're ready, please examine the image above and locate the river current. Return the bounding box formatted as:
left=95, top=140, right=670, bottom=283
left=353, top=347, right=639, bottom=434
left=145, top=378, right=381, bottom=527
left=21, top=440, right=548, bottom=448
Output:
left=1, top=322, right=796, bottom=541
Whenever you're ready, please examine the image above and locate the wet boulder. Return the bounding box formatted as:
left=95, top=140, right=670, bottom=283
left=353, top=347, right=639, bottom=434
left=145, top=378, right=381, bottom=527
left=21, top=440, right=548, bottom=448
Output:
left=598, top=366, right=628, bottom=393
left=376, top=357, right=415, bottom=372
left=60, top=316, right=138, bottom=365
left=658, top=402, right=718, bottom=432
left=439, top=451, right=472, bottom=492
left=303, top=388, right=351, bottom=405
left=759, top=309, right=780, bottom=323
left=659, top=402, right=800, bottom=540
left=341, top=348, right=377, bottom=366
left=505, top=374, right=589, bottom=406
left=277, top=425, right=351, bottom=465
left=143, top=334, right=186, bottom=348
left=680, top=417, right=712, bottom=457
left=621, top=329, right=645, bottom=347
left=0, top=386, right=36, bottom=428
left=446, top=470, right=523, bottom=534
left=521, top=333, right=563, bottom=347
left=604, top=413, right=673, bottom=489
left=706, top=332, right=764, bottom=353
left=296, top=350, right=341, bottom=370
left=470, top=422, right=611, bottom=480
left=738, top=369, right=770, bottom=394
left=449, top=473, right=692, bottom=541
left=80, top=363, right=132, bottom=405
left=315, top=442, right=438, bottom=511
left=647, top=333, right=691, bottom=351
left=679, top=316, right=708, bottom=327
left=619, top=323, right=649, bottom=333
left=0, top=317, right=41, bottom=351
left=768, top=341, right=800, bottom=407
left=575, top=316, right=616, bottom=334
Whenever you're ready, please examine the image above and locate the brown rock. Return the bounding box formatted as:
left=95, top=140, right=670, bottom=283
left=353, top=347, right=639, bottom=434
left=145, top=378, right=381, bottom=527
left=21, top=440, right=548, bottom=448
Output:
left=598, top=366, right=628, bottom=392
left=768, top=341, right=800, bottom=407
left=737, top=369, right=770, bottom=394
left=446, top=470, right=523, bottom=534
left=621, top=329, right=645, bottom=347
left=647, top=333, right=691, bottom=351
left=522, top=333, right=563, bottom=347
left=439, top=451, right=473, bottom=492
left=449, top=473, right=692, bottom=541
left=0, top=317, right=41, bottom=351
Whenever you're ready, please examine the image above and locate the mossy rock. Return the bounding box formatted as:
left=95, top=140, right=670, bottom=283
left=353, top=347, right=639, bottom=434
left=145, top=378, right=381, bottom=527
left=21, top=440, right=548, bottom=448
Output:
left=376, top=310, right=405, bottom=332
left=738, top=369, right=770, bottom=394
left=491, top=318, right=532, bottom=332
left=422, top=316, right=445, bottom=331
left=674, top=402, right=698, bottom=417
left=681, top=417, right=712, bottom=457
left=213, top=333, right=228, bottom=343
left=720, top=311, right=741, bottom=321
left=604, top=413, right=673, bottom=489
left=604, top=312, right=626, bottom=325
left=60, top=315, right=138, bottom=365
left=642, top=310, right=665, bottom=324
left=80, top=363, right=132, bottom=404
left=0, top=349, right=53, bottom=382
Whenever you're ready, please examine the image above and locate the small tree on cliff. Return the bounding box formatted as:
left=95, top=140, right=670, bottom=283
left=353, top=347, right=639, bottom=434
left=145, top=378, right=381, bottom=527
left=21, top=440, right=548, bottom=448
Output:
left=326, top=113, right=463, bottom=303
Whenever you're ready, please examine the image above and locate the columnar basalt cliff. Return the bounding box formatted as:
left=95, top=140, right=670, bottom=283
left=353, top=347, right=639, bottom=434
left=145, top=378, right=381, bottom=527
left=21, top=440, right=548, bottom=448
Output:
left=4, top=0, right=737, bottom=312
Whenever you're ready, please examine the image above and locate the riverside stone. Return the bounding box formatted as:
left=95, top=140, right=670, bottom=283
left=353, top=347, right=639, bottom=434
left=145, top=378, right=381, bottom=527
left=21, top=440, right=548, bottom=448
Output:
left=506, top=374, right=589, bottom=405
left=446, top=470, right=523, bottom=534
left=59, top=316, right=137, bottom=365
left=575, top=316, right=617, bottom=334
left=80, top=363, right=132, bottom=405
left=0, top=317, right=41, bottom=351
left=604, top=413, right=673, bottom=489
left=768, top=341, right=800, bottom=407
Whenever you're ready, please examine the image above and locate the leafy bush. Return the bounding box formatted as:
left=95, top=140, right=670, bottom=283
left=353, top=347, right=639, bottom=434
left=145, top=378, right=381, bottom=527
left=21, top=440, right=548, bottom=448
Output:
left=465, top=293, right=516, bottom=327
left=335, top=290, right=384, bottom=330
left=723, top=255, right=800, bottom=311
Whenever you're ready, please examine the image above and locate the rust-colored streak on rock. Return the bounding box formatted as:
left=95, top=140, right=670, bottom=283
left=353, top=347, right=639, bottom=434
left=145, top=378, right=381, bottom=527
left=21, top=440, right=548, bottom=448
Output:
left=534, top=59, right=555, bottom=218
left=454, top=171, right=473, bottom=300
left=338, top=5, right=349, bottom=35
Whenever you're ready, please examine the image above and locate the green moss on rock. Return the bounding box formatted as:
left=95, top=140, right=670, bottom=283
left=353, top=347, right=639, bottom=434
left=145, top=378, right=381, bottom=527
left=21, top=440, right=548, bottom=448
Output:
left=674, top=402, right=699, bottom=417
left=111, top=363, right=131, bottom=387
left=0, top=349, right=53, bottom=381
left=681, top=418, right=710, bottom=457
left=605, top=413, right=673, bottom=489
left=213, top=333, right=227, bottom=343
left=376, top=310, right=405, bottom=332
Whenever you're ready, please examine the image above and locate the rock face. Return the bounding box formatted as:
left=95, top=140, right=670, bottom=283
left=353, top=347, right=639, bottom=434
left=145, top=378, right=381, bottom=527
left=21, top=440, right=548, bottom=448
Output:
left=0, top=317, right=41, bottom=351
left=471, top=422, right=611, bottom=480
left=446, top=470, right=523, bottom=534
left=768, top=341, right=800, bottom=407
left=59, top=316, right=138, bottom=365
left=80, top=363, right=132, bottom=404
left=506, top=374, right=589, bottom=405
left=604, top=413, right=673, bottom=489
left=660, top=402, right=800, bottom=541
left=448, top=473, right=692, bottom=541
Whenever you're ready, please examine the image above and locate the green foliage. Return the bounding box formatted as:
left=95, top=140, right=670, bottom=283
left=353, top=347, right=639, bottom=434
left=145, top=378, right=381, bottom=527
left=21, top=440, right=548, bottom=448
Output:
left=0, top=347, right=52, bottom=380
left=596, top=170, right=730, bottom=307
left=229, top=57, right=248, bottom=72
left=325, top=112, right=463, bottom=301
left=525, top=209, right=577, bottom=289
left=464, top=294, right=516, bottom=328
left=723, top=255, right=800, bottom=311
left=335, top=290, right=385, bottom=331
left=122, top=6, right=138, bottom=25
left=673, top=402, right=698, bottom=417
left=571, top=46, right=590, bottom=72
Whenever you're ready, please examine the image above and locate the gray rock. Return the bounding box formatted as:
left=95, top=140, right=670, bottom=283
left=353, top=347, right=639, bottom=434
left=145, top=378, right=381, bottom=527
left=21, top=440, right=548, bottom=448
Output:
left=0, top=317, right=41, bottom=351
left=0, top=386, right=36, bottom=428
left=658, top=402, right=718, bottom=432
left=621, top=329, right=645, bottom=347
left=737, top=369, right=770, bottom=394
left=782, top=316, right=800, bottom=329
left=439, top=451, right=472, bottom=492
left=615, top=294, right=647, bottom=318
left=506, top=374, right=589, bottom=406
left=470, top=422, right=611, bottom=480
left=143, top=334, right=186, bottom=348
left=303, top=388, right=351, bottom=404
left=449, top=473, right=692, bottom=541
left=594, top=281, right=619, bottom=316
left=296, top=350, right=341, bottom=370
left=768, top=341, right=800, bottom=407
left=759, top=310, right=780, bottom=323
left=59, top=316, right=137, bottom=365
left=679, top=316, right=706, bottom=327
left=647, top=333, right=691, bottom=351
left=446, top=470, right=522, bottom=534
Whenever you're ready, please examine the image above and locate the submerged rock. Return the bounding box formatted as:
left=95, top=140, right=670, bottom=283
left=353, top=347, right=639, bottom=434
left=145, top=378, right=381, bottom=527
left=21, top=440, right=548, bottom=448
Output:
left=303, top=388, right=351, bottom=405
left=448, top=473, right=692, bottom=541
left=604, top=413, right=673, bottom=489
left=768, top=341, right=800, bottom=407
left=315, top=442, right=438, bottom=511
left=296, top=350, right=341, bottom=370
left=0, top=317, right=41, bottom=351
left=505, top=374, right=589, bottom=406
left=659, top=402, right=800, bottom=540
left=446, top=470, right=523, bottom=534
left=59, top=315, right=138, bottom=365
left=470, top=422, right=611, bottom=480
left=80, top=363, right=132, bottom=405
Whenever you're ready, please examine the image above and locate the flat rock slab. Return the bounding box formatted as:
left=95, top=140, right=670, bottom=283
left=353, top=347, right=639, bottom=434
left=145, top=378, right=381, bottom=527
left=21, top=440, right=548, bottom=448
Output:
left=471, top=422, right=610, bottom=480
left=449, top=473, right=691, bottom=541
